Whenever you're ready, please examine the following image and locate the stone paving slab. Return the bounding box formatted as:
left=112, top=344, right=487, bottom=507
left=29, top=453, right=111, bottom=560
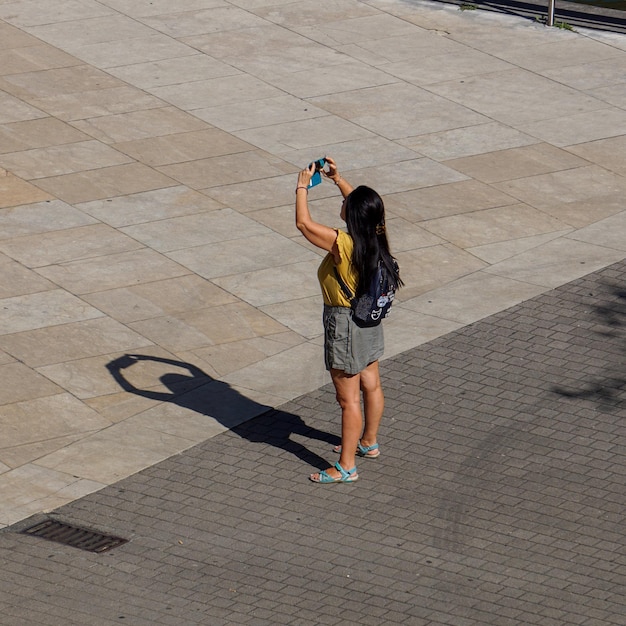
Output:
left=0, top=259, right=624, bottom=625
left=0, top=0, right=625, bottom=533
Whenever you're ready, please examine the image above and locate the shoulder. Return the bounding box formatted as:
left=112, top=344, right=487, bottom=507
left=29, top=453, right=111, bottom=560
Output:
left=336, top=229, right=353, bottom=253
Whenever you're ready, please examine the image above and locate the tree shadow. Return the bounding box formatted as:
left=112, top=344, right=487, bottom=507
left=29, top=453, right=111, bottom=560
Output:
left=106, top=354, right=338, bottom=471
left=434, top=280, right=626, bottom=553
left=552, top=283, right=626, bottom=413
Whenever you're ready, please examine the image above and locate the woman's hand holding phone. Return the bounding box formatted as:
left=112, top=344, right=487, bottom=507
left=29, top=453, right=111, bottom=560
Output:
left=307, top=158, right=325, bottom=188
left=297, top=162, right=315, bottom=190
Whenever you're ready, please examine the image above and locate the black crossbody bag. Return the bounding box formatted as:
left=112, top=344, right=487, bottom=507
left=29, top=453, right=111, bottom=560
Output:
left=333, top=262, right=396, bottom=328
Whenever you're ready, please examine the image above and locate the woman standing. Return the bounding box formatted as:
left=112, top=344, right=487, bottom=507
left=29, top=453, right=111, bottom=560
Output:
left=295, top=157, right=402, bottom=483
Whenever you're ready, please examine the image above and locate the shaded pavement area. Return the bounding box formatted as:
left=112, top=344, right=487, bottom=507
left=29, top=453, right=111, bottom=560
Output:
left=1, top=259, right=623, bottom=625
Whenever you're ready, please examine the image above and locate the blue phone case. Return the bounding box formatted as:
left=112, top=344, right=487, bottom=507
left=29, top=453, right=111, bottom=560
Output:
left=307, top=158, right=325, bottom=188
left=308, top=170, right=322, bottom=188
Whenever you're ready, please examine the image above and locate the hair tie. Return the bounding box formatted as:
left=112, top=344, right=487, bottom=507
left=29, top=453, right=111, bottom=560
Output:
left=375, top=223, right=386, bottom=235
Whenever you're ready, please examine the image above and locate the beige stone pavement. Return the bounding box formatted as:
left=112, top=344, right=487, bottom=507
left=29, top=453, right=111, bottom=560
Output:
left=0, top=0, right=625, bottom=528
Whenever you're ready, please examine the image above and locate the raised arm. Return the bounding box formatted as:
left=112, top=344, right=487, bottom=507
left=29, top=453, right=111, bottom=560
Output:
left=295, top=162, right=339, bottom=253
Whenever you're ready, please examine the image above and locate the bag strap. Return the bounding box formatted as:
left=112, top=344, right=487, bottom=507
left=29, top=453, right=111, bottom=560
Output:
left=333, top=266, right=354, bottom=301
left=334, top=261, right=387, bottom=301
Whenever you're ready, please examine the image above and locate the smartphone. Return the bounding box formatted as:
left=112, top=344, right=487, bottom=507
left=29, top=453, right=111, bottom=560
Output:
left=307, top=158, right=326, bottom=188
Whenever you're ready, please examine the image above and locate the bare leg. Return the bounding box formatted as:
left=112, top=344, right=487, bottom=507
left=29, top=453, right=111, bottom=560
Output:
left=359, top=360, right=384, bottom=449
left=310, top=368, right=361, bottom=481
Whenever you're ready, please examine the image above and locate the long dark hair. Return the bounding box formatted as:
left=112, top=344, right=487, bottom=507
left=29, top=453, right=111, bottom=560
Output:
left=344, top=186, right=403, bottom=297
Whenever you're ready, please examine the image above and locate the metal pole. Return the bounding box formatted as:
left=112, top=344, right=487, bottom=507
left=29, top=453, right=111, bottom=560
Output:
left=547, top=0, right=555, bottom=25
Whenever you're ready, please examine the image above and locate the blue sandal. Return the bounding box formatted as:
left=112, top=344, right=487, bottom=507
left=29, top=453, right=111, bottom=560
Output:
left=357, top=442, right=380, bottom=458
left=310, top=462, right=358, bottom=483
left=333, top=442, right=380, bottom=458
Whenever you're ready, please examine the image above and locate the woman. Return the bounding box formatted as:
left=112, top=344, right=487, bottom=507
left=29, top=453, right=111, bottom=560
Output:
left=295, top=156, right=402, bottom=483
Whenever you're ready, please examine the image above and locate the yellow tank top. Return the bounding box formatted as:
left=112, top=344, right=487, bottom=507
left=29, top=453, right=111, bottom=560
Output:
left=317, top=230, right=358, bottom=307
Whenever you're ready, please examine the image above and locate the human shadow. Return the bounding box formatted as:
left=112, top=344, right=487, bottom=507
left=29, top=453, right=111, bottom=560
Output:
left=552, top=283, right=626, bottom=413
left=106, top=354, right=337, bottom=470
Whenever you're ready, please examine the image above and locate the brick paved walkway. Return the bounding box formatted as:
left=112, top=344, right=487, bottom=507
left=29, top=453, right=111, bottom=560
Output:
left=1, top=260, right=624, bottom=625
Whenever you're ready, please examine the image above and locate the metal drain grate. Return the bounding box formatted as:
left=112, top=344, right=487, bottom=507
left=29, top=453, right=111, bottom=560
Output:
left=21, top=519, right=128, bottom=553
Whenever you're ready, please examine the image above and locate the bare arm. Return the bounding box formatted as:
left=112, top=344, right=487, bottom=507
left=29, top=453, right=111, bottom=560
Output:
left=295, top=163, right=339, bottom=253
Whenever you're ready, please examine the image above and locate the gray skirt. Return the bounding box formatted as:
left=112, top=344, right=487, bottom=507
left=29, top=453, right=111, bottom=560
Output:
left=323, top=305, right=384, bottom=375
